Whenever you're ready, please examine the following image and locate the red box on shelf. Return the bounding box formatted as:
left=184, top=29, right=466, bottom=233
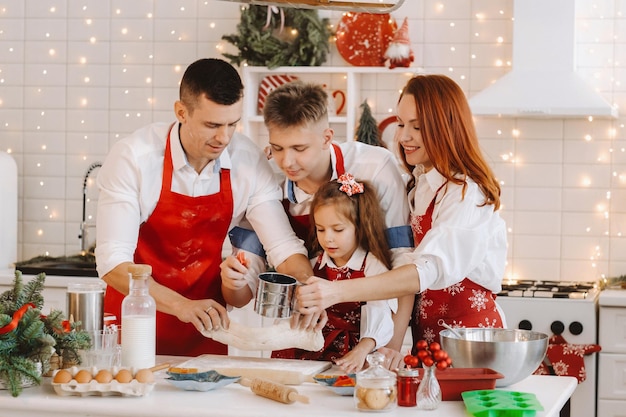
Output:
left=417, top=368, right=504, bottom=401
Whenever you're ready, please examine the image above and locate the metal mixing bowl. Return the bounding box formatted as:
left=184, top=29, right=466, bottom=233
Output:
left=439, top=328, right=548, bottom=387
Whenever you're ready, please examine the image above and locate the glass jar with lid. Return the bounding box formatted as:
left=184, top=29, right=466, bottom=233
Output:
left=354, top=352, right=397, bottom=412
left=396, top=367, right=420, bottom=407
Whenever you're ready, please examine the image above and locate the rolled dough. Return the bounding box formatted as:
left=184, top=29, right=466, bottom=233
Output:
left=201, top=320, right=324, bottom=352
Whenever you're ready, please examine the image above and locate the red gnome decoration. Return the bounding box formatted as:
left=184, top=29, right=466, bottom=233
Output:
left=385, top=17, right=414, bottom=69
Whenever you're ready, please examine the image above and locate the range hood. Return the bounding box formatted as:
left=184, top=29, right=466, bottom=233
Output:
left=469, top=0, right=618, bottom=119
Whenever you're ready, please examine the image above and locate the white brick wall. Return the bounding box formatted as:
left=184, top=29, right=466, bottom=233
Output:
left=1, top=0, right=625, bottom=282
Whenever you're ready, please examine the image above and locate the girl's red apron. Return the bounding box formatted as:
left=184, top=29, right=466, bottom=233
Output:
left=409, top=182, right=502, bottom=350
left=283, top=143, right=345, bottom=252
left=104, top=126, right=233, bottom=356
left=272, top=253, right=366, bottom=361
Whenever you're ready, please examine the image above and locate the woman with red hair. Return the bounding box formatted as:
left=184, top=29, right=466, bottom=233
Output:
left=298, top=74, right=507, bottom=364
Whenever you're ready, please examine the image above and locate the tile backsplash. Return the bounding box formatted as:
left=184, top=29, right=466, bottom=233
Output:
left=1, top=0, right=625, bottom=282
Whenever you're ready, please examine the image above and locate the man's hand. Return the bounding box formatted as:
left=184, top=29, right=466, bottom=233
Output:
left=289, top=310, right=328, bottom=332
left=174, top=299, right=230, bottom=333
left=220, top=255, right=249, bottom=291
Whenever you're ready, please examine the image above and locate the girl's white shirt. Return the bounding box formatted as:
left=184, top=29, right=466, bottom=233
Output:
left=404, top=167, right=507, bottom=294
left=314, top=247, right=397, bottom=350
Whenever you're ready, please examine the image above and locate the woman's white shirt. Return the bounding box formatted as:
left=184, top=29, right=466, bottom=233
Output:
left=404, top=168, right=507, bottom=294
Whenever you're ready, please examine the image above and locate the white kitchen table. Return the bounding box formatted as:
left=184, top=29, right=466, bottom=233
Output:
left=0, top=356, right=577, bottom=417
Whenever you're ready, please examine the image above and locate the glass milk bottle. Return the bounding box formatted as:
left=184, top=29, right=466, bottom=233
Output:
left=121, top=264, right=156, bottom=368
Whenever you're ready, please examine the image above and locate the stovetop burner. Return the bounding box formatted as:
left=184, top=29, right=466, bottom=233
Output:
left=498, top=280, right=599, bottom=299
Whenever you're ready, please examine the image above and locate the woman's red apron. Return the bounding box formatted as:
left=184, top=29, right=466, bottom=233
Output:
left=283, top=143, right=346, bottom=252
left=104, top=126, right=233, bottom=356
left=272, top=253, right=366, bottom=361
left=409, top=182, right=502, bottom=350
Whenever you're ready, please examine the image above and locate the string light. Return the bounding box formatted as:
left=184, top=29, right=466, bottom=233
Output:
left=0, top=1, right=621, bottom=280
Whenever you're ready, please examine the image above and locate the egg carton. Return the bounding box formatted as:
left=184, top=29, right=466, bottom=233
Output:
left=50, top=367, right=155, bottom=397
left=51, top=379, right=155, bottom=397
left=462, top=390, right=544, bottom=417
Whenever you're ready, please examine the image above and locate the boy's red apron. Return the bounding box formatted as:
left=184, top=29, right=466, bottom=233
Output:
left=283, top=143, right=346, bottom=252
left=104, top=125, right=233, bottom=356
left=409, top=182, right=502, bottom=350
left=272, top=253, right=366, bottom=361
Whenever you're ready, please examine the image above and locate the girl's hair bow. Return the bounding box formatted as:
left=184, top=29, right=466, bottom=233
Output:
left=338, top=173, right=364, bottom=196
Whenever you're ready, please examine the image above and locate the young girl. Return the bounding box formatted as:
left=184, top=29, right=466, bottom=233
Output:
left=297, top=74, right=507, bottom=359
left=272, top=173, right=397, bottom=373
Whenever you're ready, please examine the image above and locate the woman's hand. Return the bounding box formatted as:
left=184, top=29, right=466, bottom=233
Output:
left=296, top=276, right=341, bottom=314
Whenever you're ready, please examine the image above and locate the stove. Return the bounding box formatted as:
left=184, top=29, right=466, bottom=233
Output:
left=499, top=280, right=598, bottom=299
left=497, top=280, right=600, bottom=417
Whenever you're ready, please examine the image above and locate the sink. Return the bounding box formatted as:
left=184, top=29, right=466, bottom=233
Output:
left=15, top=255, right=98, bottom=277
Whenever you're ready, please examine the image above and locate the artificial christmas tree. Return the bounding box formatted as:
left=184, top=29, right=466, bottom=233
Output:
left=355, top=100, right=385, bottom=147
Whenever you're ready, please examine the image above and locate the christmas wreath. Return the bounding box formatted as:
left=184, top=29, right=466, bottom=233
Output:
left=222, top=5, right=330, bottom=69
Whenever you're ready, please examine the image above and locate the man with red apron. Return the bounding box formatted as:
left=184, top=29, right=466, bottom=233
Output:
left=104, top=131, right=231, bottom=356
left=97, top=59, right=314, bottom=358
left=409, top=183, right=503, bottom=350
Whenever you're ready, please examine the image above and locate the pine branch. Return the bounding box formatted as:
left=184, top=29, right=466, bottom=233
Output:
left=0, top=356, right=41, bottom=397
left=20, top=273, right=45, bottom=310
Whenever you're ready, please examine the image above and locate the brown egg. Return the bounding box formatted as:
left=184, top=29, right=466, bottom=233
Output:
left=115, top=368, right=133, bottom=383
left=94, top=369, right=113, bottom=383
left=52, top=369, right=72, bottom=383
left=134, top=368, right=155, bottom=383
left=74, top=369, right=93, bottom=383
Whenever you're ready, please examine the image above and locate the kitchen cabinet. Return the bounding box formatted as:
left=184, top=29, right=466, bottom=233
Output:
left=598, top=289, right=626, bottom=417
left=240, top=66, right=416, bottom=147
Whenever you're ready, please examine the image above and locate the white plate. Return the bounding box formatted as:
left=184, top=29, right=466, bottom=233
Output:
left=313, top=374, right=356, bottom=396
left=165, top=370, right=239, bottom=392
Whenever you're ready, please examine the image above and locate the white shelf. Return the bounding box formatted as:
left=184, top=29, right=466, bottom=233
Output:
left=241, top=66, right=418, bottom=147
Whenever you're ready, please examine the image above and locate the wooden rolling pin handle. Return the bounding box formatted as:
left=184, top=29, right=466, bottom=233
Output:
left=240, top=377, right=309, bottom=405
left=288, top=391, right=310, bottom=404
left=149, top=363, right=171, bottom=373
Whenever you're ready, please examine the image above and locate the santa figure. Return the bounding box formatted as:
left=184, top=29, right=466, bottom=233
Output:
left=384, top=17, right=414, bottom=69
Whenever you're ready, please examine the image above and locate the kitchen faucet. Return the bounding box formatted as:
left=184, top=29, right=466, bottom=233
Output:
left=79, top=162, right=102, bottom=253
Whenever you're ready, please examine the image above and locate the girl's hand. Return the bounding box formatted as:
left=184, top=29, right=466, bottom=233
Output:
left=376, top=346, right=405, bottom=370
left=335, top=344, right=370, bottom=374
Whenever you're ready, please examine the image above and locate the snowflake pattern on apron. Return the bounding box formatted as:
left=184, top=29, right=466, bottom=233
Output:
left=409, top=181, right=503, bottom=351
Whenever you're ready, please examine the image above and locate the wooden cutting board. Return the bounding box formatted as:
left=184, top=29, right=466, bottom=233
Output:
left=175, top=354, right=332, bottom=385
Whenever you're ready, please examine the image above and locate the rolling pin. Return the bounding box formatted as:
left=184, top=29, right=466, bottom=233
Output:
left=239, top=377, right=310, bottom=404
